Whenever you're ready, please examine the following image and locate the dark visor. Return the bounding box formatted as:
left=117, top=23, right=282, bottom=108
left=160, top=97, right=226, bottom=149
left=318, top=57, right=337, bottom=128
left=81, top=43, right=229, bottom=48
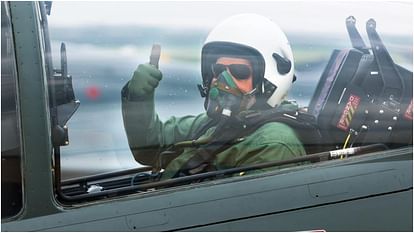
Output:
left=211, top=63, right=252, bottom=80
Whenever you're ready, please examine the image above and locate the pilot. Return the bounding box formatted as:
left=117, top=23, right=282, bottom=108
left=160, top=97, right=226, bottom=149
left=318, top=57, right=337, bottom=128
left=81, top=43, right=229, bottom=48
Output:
left=122, top=14, right=305, bottom=180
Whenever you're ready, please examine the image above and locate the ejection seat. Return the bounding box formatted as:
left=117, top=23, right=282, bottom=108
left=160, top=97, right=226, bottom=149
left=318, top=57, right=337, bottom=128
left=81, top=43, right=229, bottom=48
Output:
left=306, top=16, right=412, bottom=151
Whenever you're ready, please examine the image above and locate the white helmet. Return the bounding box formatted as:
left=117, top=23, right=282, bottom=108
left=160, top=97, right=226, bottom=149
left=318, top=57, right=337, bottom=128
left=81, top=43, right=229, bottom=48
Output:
left=201, top=13, right=295, bottom=108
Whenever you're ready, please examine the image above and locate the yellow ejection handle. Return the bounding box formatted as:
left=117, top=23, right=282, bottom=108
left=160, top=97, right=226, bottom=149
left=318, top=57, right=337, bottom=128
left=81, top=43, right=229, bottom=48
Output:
left=149, top=44, right=161, bottom=69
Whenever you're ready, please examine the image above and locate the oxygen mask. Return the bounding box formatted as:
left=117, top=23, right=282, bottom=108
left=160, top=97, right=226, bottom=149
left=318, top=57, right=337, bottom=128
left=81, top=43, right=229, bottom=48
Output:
left=206, top=70, right=256, bottom=120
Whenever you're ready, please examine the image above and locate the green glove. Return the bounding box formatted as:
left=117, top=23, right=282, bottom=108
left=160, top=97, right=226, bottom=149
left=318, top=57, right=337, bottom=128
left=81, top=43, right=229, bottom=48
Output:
left=127, top=63, right=162, bottom=99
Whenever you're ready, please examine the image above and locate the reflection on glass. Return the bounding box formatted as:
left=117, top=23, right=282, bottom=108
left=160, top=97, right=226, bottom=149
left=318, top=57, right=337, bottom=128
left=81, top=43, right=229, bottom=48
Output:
left=47, top=2, right=413, bottom=180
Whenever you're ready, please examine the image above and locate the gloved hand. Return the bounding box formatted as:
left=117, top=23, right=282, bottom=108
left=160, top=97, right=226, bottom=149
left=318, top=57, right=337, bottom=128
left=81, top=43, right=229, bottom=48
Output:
left=127, top=63, right=162, bottom=99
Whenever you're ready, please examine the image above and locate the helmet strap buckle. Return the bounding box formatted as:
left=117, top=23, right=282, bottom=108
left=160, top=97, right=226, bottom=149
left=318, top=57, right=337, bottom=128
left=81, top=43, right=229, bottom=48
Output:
left=197, top=84, right=208, bottom=98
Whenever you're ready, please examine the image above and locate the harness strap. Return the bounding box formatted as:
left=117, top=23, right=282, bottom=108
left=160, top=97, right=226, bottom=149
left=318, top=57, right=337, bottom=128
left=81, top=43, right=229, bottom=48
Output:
left=173, top=108, right=322, bottom=178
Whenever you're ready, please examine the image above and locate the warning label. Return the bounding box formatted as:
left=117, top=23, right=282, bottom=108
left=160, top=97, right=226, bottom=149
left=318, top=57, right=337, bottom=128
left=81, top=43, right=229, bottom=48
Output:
left=404, top=99, right=413, bottom=120
left=337, top=95, right=361, bottom=131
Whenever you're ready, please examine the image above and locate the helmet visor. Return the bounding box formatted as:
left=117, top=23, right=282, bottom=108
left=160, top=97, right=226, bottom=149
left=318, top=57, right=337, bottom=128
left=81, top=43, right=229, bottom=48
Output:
left=211, top=64, right=252, bottom=80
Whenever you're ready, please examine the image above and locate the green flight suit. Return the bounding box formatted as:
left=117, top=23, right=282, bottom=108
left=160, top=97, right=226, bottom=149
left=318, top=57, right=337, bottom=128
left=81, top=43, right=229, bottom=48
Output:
left=122, top=86, right=306, bottom=180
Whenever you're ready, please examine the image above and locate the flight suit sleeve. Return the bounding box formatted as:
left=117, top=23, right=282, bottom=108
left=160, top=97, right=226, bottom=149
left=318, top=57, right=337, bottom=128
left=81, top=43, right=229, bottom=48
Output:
left=239, top=122, right=306, bottom=174
left=121, top=82, right=207, bottom=166
left=214, top=122, right=306, bottom=174
left=238, top=142, right=305, bottom=174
